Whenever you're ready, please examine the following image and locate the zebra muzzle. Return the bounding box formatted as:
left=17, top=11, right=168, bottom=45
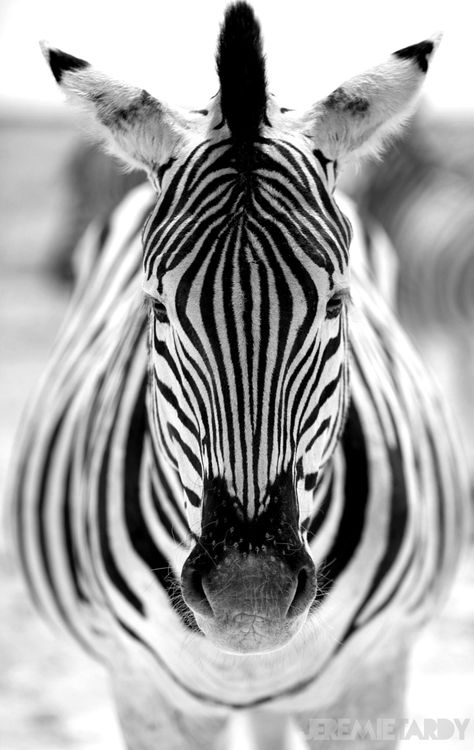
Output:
left=181, top=548, right=317, bottom=654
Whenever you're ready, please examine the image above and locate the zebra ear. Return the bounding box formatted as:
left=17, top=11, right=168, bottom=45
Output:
left=40, top=42, right=189, bottom=176
left=302, top=36, right=441, bottom=163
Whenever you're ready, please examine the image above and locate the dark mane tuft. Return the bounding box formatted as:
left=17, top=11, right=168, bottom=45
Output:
left=216, top=2, right=267, bottom=166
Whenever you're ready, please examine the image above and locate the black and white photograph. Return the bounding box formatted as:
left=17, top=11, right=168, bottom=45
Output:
left=1, top=1, right=473, bottom=748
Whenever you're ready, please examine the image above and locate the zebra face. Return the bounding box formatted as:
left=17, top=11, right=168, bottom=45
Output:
left=43, top=0, right=441, bottom=654
left=141, top=132, right=351, bottom=651
left=142, top=134, right=352, bottom=523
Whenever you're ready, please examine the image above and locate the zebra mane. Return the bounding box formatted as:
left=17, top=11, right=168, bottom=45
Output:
left=216, top=2, right=267, bottom=169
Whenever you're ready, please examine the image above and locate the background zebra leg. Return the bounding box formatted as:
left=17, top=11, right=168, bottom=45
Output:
left=295, top=647, right=410, bottom=749
left=216, top=711, right=309, bottom=750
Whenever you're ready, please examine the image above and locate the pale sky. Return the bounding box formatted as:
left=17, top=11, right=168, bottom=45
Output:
left=0, top=0, right=472, bottom=113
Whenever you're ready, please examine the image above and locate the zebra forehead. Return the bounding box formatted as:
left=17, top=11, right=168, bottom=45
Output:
left=146, top=224, right=341, bottom=301
left=142, top=138, right=350, bottom=285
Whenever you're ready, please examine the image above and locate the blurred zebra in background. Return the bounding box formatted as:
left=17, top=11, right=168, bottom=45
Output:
left=49, top=140, right=144, bottom=281
left=342, top=112, right=474, bottom=470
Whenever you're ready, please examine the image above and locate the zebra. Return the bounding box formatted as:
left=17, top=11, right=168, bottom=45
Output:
left=10, top=3, right=470, bottom=749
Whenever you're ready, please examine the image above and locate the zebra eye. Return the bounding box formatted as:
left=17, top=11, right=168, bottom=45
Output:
left=149, top=298, right=169, bottom=324
left=326, top=293, right=344, bottom=318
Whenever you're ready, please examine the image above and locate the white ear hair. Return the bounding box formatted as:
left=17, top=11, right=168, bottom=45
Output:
left=299, top=36, right=441, bottom=163
left=40, top=43, right=191, bottom=174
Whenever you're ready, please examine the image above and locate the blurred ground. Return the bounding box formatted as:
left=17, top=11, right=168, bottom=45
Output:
left=0, top=114, right=473, bottom=748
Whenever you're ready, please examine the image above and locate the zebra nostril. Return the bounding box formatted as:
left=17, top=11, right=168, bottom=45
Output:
left=287, top=565, right=317, bottom=618
left=181, top=565, right=213, bottom=618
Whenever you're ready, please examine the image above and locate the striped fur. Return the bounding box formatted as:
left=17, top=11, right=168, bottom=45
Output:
left=141, top=135, right=351, bottom=528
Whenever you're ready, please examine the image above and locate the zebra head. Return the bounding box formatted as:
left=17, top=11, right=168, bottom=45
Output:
left=43, top=3, right=439, bottom=653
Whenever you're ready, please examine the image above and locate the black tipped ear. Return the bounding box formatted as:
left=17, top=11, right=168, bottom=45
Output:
left=38, top=41, right=192, bottom=175
left=300, top=34, right=441, bottom=163
left=393, top=39, right=436, bottom=74
left=40, top=42, right=90, bottom=83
